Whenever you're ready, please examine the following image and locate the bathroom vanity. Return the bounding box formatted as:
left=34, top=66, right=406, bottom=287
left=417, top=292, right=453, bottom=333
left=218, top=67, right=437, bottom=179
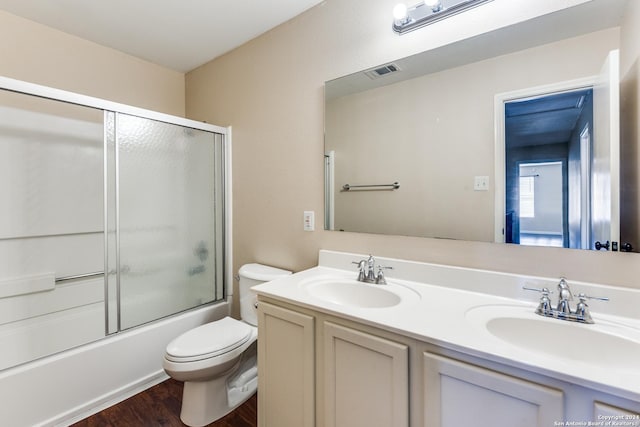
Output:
left=254, top=250, right=640, bottom=427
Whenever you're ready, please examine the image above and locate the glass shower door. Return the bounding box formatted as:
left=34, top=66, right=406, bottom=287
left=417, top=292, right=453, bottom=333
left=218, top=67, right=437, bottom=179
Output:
left=0, top=77, right=228, bottom=370
left=0, top=89, right=105, bottom=369
left=112, top=113, right=224, bottom=330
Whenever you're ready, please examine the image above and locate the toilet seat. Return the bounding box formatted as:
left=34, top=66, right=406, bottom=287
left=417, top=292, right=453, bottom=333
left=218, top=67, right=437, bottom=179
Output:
left=165, top=317, right=253, bottom=363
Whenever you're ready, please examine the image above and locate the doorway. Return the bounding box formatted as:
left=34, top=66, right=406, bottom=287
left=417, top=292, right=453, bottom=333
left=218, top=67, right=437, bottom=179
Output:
left=495, top=49, right=620, bottom=250
left=503, top=87, right=593, bottom=248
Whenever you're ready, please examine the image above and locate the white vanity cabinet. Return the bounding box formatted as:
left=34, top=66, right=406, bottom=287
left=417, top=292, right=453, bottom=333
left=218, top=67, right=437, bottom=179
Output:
left=257, top=297, right=640, bottom=427
left=257, top=298, right=410, bottom=427
left=422, top=352, right=564, bottom=427
left=323, top=321, right=409, bottom=427
left=257, top=301, right=315, bottom=427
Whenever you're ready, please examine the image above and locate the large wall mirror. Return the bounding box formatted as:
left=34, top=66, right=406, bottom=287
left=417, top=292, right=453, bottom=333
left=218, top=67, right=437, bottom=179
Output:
left=324, top=0, right=638, bottom=253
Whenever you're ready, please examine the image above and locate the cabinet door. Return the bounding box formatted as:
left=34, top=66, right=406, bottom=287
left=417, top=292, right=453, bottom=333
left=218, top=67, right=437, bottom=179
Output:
left=324, top=321, right=409, bottom=427
left=258, top=302, right=315, bottom=427
left=594, top=401, right=640, bottom=422
left=423, top=352, right=563, bottom=427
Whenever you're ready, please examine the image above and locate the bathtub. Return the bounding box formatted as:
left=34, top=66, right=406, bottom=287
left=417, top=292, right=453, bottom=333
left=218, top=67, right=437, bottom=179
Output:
left=0, top=299, right=230, bottom=426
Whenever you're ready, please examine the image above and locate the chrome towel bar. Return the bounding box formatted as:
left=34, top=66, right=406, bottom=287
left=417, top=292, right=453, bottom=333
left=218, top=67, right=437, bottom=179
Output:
left=55, top=271, right=104, bottom=283
left=342, top=182, right=400, bottom=191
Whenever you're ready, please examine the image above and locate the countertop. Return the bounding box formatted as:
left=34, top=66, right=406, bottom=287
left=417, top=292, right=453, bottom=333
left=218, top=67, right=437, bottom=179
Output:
left=252, top=250, right=640, bottom=402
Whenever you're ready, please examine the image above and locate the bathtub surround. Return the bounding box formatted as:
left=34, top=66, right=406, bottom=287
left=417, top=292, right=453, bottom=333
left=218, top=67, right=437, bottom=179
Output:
left=0, top=74, right=228, bottom=356
left=0, top=75, right=231, bottom=425
left=0, top=9, right=207, bottom=427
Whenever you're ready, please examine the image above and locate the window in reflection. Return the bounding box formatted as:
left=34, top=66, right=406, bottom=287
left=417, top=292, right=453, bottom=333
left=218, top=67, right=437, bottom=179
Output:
left=519, top=175, right=536, bottom=219
left=518, top=162, right=563, bottom=248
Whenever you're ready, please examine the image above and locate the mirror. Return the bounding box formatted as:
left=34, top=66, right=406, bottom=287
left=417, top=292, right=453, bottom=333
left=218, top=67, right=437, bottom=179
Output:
left=324, top=0, right=638, bottom=252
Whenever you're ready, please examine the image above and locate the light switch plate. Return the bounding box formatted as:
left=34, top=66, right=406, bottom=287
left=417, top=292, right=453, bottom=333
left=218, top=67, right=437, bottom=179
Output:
left=474, top=176, right=489, bottom=191
left=303, top=211, right=315, bottom=231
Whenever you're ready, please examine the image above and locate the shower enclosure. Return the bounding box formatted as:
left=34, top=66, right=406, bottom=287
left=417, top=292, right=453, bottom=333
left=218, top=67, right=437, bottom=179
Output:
left=0, top=77, right=228, bottom=371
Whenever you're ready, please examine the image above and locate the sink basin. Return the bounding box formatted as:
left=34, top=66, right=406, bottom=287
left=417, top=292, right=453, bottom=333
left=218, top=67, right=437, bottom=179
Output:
left=466, top=305, right=640, bottom=371
left=299, top=276, right=420, bottom=308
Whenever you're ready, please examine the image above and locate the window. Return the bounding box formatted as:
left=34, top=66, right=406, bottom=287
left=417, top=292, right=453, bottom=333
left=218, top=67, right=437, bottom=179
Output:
left=519, top=176, right=535, bottom=218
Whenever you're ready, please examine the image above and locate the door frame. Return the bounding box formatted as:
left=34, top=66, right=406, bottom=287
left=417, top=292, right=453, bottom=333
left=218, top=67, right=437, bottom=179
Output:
left=493, top=76, right=597, bottom=243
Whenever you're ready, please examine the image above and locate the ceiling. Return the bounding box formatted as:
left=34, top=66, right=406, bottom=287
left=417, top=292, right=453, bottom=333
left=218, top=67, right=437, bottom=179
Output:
left=505, top=89, right=592, bottom=148
left=0, top=0, right=323, bottom=72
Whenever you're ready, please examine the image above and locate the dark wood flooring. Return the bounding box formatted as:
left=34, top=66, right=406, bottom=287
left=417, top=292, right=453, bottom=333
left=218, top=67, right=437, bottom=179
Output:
left=71, top=379, right=257, bottom=427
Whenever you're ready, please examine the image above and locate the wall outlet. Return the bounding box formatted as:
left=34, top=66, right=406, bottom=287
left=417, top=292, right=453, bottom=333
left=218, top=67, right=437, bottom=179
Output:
left=474, top=176, right=489, bottom=191
left=303, top=211, right=315, bottom=231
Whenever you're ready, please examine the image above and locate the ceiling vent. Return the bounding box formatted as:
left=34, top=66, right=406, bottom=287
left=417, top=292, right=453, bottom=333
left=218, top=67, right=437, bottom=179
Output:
left=364, top=63, right=402, bottom=79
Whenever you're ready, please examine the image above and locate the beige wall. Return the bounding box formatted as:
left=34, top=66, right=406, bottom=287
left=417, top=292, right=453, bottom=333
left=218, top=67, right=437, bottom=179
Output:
left=186, top=0, right=640, bottom=293
left=326, top=28, right=618, bottom=241
left=0, top=11, right=185, bottom=116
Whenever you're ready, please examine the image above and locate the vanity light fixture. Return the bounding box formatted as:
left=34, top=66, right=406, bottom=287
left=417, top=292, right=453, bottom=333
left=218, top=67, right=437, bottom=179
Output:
left=392, top=0, right=493, bottom=34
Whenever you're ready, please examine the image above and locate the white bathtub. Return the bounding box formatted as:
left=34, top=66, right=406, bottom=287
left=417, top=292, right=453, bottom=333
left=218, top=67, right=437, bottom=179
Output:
left=0, top=299, right=230, bottom=427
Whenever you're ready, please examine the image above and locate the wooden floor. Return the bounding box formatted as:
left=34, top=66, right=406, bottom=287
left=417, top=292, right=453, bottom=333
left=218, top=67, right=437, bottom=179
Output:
left=71, top=379, right=257, bottom=427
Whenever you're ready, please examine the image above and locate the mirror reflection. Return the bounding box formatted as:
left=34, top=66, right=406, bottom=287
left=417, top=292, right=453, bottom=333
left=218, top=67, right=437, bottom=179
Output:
left=324, top=0, right=637, bottom=252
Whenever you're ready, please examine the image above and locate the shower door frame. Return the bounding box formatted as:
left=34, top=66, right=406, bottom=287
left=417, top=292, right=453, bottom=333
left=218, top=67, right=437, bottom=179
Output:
left=0, top=74, right=232, bottom=337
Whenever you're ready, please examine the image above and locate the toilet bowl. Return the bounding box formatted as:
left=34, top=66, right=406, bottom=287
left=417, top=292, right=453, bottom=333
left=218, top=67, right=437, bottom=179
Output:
left=163, top=263, right=291, bottom=427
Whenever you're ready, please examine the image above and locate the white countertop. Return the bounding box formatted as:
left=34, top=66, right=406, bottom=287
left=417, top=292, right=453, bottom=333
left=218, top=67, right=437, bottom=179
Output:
left=252, top=250, right=640, bottom=402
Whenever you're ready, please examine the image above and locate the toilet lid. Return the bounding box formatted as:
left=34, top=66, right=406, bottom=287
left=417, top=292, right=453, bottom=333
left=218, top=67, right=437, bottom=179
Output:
left=166, top=317, right=253, bottom=361
left=239, top=263, right=292, bottom=281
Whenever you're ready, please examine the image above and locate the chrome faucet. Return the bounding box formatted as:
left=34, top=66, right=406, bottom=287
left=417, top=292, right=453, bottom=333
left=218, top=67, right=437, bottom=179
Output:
left=556, top=277, right=573, bottom=317
left=366, top=255, right=376, bottom=282
left=352, top=255, right=392, bottom=285
left=523, top=278, right=608, bottom=324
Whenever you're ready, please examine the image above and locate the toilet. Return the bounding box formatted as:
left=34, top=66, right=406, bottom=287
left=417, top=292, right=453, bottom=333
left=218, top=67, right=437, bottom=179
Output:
left=163, top=263, right=291, bottom=427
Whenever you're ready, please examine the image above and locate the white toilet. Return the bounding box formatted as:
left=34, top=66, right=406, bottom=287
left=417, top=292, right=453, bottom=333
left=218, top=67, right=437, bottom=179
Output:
left=163, top=263, right=291, bottom=427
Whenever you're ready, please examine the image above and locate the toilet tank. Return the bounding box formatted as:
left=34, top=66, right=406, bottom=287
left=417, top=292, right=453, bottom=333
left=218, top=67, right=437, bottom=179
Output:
left=238, top=263, right=291, bottom=326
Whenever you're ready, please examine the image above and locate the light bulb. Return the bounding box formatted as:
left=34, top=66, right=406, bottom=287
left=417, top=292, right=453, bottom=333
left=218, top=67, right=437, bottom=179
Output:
left=424, top=0, right=442, bottom=11
left=393, top=3, right=408, bottom=21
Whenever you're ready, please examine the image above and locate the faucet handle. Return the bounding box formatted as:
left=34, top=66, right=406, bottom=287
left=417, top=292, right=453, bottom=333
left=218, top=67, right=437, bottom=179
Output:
left=523, top=286, right=554, bottom=316
left=522, top=286, right=553, bottom=295
left=576, top=292, right=609, bottom=303
left=352, top=260, right=367, bottom=282
left=375, top=265, right=393, bottom=285
left=574, top=293, right=609, bottom=323
left=352, top=260, right=366, bottom=270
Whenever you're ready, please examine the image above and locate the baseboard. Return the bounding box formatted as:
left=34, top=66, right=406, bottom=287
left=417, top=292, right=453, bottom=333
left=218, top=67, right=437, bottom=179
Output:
left=47, top=370, right=169, bottom=427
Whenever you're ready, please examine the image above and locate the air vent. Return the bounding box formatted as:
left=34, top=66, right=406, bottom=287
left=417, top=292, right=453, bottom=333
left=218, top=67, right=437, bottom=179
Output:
left=364, top=63, right=402, bottom=79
